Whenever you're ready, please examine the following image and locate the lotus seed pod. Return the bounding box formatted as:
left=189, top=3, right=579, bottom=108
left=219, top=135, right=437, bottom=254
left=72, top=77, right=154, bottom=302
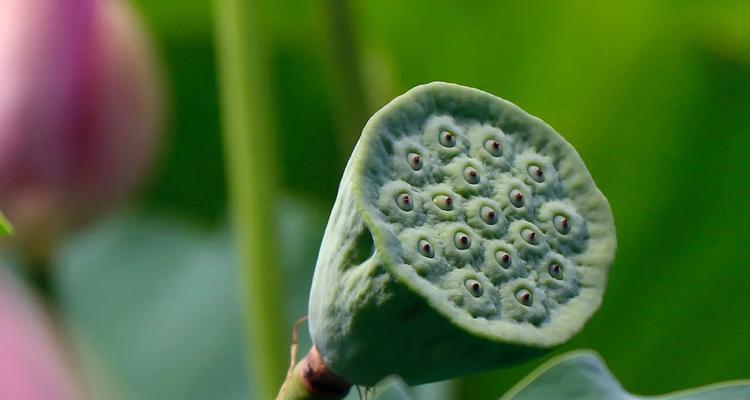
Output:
left=0, top=0, right=161, bottom=257
left=308, top=82, right=616, bottom=385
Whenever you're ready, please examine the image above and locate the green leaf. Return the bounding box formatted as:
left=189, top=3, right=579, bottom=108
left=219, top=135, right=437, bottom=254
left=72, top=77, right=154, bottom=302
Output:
left=358, top=376, right=453, bottom=400
left=501, top=350, right=750, bottom=400
left=367, top=377, right=413, bottom=400
left=57, top=213, right=249, bottom=400
left=0, top=212, right=11, bottom=236
left=55, top=197, right=327, bottom=400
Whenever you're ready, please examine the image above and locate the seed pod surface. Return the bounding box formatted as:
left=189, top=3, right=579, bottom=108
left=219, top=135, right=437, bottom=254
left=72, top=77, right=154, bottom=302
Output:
left=308, top=82, right=616, bottom=385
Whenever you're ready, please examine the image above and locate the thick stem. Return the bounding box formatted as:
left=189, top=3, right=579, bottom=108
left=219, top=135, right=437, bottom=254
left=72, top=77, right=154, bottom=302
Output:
left=213, top=0, right=286, bottom=398
left=277, top=346, right=352, bottom=400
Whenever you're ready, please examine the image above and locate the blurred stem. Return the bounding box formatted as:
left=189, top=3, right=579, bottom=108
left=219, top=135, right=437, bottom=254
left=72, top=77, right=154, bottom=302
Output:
left=25, top=256, right=56, bottom=306
left=320, top=0, right=370, bottom=160
left=213, top=0, right=286, bottom=399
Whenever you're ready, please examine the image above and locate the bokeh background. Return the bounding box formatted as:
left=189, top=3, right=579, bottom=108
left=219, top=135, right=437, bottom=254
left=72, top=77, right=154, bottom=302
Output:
left=1, top=0, right=749, bottom=399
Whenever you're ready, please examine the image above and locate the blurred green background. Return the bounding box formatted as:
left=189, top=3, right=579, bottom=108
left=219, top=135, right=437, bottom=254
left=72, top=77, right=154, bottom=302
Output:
left=47, top=0, right=750, bottom=399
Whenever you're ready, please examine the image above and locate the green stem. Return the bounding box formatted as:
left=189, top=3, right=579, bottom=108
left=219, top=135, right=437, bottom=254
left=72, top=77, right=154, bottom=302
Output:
left=319, top=0, right=370, bottom=159
left=212, top=1, right=286, bottom=399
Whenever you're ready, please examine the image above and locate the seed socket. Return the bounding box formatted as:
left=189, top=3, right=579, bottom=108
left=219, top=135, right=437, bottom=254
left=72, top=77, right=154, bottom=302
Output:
left=528, top=164, right=544, bottom=183
left=509, top=189, right=525, bottom=208
left=465, top=279, right=483, bottom=297
left=521, top=228, right=538, bottom=245
left=454, top=232, right=471, bottom=250
left=439, top=130, right=456, bottom=147
left=408, top=152, right=423, bottom=171
left=480, top=206, right=498, bottom=225
left=496, top=251, right=511, bottom=268
left=418, top=239, right=435, bottom=258
left=515, top=288, right=532, bottom=306
left=484, top=139, right=502, bottom=157
left=464, top=167, right=480, bottom=184
left=396, top=193, right=413, bottom=211
left=433, top=194, right=453, bottom=211
left=548, top=263, right=563, bottom=280
left=553, top=214, right=570, bottom=234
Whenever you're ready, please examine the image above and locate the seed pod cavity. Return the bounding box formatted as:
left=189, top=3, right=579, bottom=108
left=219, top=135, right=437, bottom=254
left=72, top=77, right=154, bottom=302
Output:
left=377, top=180, right=422, bottom=225
left=423, top=184, right=462, bottom=223
left=508, top=220, right=548, bottom=258
left=439, top=223, right=482, bottom=266
left=502, top=280, right=548, bottom=325
left=494, top=176, right=534, bottom=219
left=481, top=240, right=522, bottom=284
left=443, top=157, right=489, bottom=196
left=515, top=150, right=559, bottom=193
left=468, top=124, right=513, bottom=172
left=440, top=269, right=499, bottom=319
left=538, top=200, right=587, bottom=253
left=422, top=115, right=467, bottom=161
left=392, top=138, right=431, bottom=185
left=538, top=254, right=580, bottom=308
left=465, top=198, right=507, bottom=237
left=399, top=227, right=451, bottom=278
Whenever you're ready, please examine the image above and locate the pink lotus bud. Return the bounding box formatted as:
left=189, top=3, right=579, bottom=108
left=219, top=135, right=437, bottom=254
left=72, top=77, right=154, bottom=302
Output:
left=0, top=268, right=83, bottom=399
left=0, top=0, right=162, bottom=256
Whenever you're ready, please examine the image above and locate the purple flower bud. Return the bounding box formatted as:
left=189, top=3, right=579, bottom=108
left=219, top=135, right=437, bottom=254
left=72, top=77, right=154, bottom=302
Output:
left=0, top=269, right=82, bottom=399
left=0, top=0, right=162, bottom=254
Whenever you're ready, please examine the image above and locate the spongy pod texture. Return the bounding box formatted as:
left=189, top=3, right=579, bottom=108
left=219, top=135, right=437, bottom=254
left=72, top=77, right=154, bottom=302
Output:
left=308, top=82, right=616, bottom=386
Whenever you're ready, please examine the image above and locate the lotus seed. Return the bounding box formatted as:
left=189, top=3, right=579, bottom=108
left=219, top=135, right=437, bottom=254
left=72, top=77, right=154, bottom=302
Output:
left=480, top=206, right=498, bottom=225
left=521, top=228, right=538, bottom=245
left=465, top=279, right=483, bottom=297
left=439, top=130, right=457, bottom=147
left=484, top=139, right=502, bottom=157
left=509, top=189, right=525, bottom=208
left=396, top=193, right=413, bottom=211
left=553, top=215, right=570, bottom=234
left=418, top=239, right=435, bottom=258
left=433, top=194, right=453, bottom=211
left=548, top=263, right=563, bottom=280
left=496, top=251, right=511, bottom=268
left=528, top=164, right=544, bottom=183
left=408, top=152, right=423, bottom=171
left=515, top=288, right=532, bottom=306
left=464, top=167, right=480, bottom=184
left=454, top=232, right=471, bottom=250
